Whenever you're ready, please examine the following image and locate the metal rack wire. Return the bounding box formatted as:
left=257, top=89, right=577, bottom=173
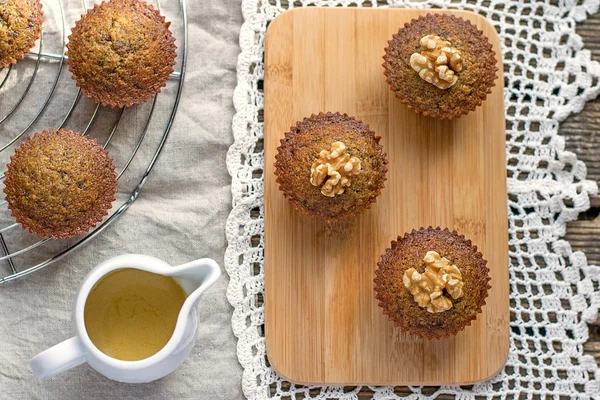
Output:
left=0, top=0, right=187, bottom=283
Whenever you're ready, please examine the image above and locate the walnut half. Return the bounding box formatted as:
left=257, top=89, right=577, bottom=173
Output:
left=402, top=250, right=464, bottom=313
left=310, top=141, right=362, bottom=197
left=409, top=34, right=464, bottom=90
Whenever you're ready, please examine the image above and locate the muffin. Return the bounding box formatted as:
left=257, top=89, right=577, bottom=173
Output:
left=274, top=112, right=388, bottom=223
left=66, top=0, right=177, bottom=108
left=0, top=0, right=43, bottom=69
left=4, top=129, right=118, bottom=239
left=374, top=227, right=490, bottom=339
left=383, top=13, right=497, bottom=120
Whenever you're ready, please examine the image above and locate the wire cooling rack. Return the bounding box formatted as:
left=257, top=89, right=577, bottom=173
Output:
left=0, top=0, right=187, bottom=283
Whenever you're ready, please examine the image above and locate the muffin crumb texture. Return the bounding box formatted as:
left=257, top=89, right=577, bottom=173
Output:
left=66, top=0, right=177, bottom=107
left=4, top=129, right=118, bottom=239
left=274, top=112, right=388, bottom=222
left=0, top=0, right=43, bottom=69
left=374, top=227, right=491, bottom=339
left=383, top=13, right=498, bottom=119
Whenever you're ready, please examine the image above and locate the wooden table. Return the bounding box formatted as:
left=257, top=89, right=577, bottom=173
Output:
left=264, top=10, right=600, bottom=399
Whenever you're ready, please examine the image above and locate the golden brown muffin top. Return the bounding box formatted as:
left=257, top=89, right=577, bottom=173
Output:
left=274, top=112, right=388, bottom=223
left=0, top=0, right=43, bottom=69
left=66, top=0, right=176, bottom=108
left=383, top=14, right=498, bottom=120
left=374, top=227, right=491, bottom=339
left=4, top=129, right=118, bottom=239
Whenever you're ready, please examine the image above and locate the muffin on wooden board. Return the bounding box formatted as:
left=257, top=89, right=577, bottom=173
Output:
left=383, top=13, right=497, bottom=120
left=0, top=0, right=43, bottom=69
left=274, top=112, right=388, bottom=223
left=4, top=129, right=118, bottom=239
left=374, top=227, right=491, bottom=339
left=66, top=0, right=176, bottom=108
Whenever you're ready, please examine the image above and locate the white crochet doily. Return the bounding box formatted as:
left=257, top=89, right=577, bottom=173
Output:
left=226, top=0, right=600, bottom=398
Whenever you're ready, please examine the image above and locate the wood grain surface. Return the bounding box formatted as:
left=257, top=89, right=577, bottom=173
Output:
left=264, top=8, right=509, bottom=385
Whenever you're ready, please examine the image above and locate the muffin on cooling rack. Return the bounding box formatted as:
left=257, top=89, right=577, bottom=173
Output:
left=0, top=0, right=43, bottom=69
left=383, top=13, right=497, bottom=120
left=274, top=112, right=388, bottom=223
left=4, top=129, right=118, bottom=239
left=374, top=227, right=491, bottom=339
left=66, top=0, right=177, bottom=108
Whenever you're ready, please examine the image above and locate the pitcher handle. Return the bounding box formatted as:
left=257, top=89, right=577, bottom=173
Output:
left=31, top=336, right=86, bottom=379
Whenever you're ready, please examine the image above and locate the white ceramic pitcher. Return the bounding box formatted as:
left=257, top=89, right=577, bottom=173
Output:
left=30, top=254, right=221, bottom=383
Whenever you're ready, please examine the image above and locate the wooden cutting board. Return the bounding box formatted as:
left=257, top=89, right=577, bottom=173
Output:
left=263, top=8, right=509, bottom=386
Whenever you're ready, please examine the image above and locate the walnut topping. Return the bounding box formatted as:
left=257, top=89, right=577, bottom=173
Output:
left=402, top=250, right=464, bottom=313
left=409, top=34, right=464, bottom=90
left=310, top=141, right=362, bottom=197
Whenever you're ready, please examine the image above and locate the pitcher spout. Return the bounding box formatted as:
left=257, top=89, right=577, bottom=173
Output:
left=172, top=258, right=221, bottom=300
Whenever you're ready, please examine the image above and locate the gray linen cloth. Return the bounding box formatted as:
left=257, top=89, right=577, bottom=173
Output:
left=0, top=0, right=244, bottom=398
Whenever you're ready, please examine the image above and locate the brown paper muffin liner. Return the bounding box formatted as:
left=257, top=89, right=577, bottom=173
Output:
left=4, top=129, right=118, bottom=239
left=374, top=227, right=491, bottom=339
left=0, top=0, right=43, bottom=70
left=66, top=0, right=177, bottom=108
left=274, top=112, right=388, bottom=223
left=383, top=13, right=498, bottom=120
